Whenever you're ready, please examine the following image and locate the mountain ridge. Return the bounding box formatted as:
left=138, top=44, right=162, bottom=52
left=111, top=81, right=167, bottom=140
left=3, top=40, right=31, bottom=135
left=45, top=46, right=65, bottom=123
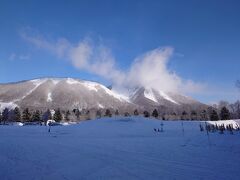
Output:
left=0, top=77, right=206, bottom=113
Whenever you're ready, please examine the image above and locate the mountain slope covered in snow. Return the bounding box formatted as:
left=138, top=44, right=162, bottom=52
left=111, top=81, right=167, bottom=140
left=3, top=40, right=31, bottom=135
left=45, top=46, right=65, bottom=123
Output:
left=0, top=77, right=205, bottom=112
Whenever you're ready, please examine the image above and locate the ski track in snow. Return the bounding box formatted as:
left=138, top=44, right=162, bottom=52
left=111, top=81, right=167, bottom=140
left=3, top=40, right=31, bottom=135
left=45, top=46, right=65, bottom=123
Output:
left=0, top=117, right=240, bottom=180
left=13, top=79, right=47, bottom=103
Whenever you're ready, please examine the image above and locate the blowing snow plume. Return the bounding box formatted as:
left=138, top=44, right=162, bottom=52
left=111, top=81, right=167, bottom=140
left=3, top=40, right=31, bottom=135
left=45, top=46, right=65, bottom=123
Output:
left=21, top=29, right=204, bottom=95
left=127, top=47, right=180, bottom=92
left=127, top=48, right=204, bottom=94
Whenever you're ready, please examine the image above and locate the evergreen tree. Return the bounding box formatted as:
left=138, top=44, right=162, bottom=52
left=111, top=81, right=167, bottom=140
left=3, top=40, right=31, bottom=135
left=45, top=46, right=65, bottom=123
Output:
left=64, top=110, right=71, bottom=121
left=220, top=106, right=230, bottom=120
left=42, top=109, right=52, bottom=125
left=13, top=107, right=21, bottom=122
left=53, top=109, right=62, bottom=122
left=115, top=109, right=119, bottom=116
left=2, top=108, right=9, bottom=124
left=43, top=109, right=52, bottom=120
left=134, top=109, right=139, bottom=116
left=8, top=109, right=15, bottom=122
left=210, top=110, right=219, bottom=121
left=0, top=111, right=2, bottom=123
left=22, top=108, right=31, bottom=122
left=96, top=110, right=102, bottom=118
left=143, top=111, right=150, bottom=117
left=124, top=112, right=130, bottom=117
left=181, top=111, right=188, bottom=120
left=200, top=110, right=207, bottom=120
left=190, top=110, right=197, bottom=120
left=31, top=110, right=41, bottom=122
left=73, top=109, right=81, bottom=120
left=105, top=109, right=112, bottom=117
left=152, top=109, right=159, bottom=118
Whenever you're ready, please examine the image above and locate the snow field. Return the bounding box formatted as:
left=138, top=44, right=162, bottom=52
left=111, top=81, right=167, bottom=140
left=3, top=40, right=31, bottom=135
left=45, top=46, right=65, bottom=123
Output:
left=0, top=117, right=240, bottom=180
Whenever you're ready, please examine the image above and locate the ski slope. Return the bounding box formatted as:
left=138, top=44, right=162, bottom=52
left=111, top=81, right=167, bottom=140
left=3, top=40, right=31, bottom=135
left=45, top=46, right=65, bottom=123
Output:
left=0, top=117, right=240, bottom=180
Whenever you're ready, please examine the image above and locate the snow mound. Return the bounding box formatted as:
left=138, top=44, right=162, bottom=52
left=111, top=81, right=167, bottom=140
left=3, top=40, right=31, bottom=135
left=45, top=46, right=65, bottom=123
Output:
left=206, top=120, right=240, bottom=129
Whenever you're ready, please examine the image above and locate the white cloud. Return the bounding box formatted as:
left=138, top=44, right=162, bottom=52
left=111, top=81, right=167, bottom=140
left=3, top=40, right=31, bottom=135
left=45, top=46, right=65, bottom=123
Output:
left=9, top=53, right=16, bottom=61
left=19, top=54, right=30, bottom=60
left=21, top=30, right=205, bottom=95
left=127, top=47, right=181, bottom=92
left=9, top=53, right=30, bottom=61
left=20, top=28, right=70, bottom=58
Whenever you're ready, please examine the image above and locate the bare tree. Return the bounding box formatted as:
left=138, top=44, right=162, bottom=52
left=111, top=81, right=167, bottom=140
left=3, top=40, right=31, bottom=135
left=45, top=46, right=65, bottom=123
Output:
left=217, top=100, right=229, bottom=110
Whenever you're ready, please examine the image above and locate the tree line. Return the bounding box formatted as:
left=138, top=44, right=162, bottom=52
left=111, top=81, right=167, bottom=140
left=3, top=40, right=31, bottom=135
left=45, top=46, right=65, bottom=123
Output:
left=0, top=104, right=233, bottom=124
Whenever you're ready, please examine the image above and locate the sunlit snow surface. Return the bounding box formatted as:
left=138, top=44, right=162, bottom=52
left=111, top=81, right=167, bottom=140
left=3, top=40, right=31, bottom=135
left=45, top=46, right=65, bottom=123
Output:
left=0, top=117, right=240, bottom=180
left=0, top=101, right=18, bottom=111
left=144, top=88, right=158, bottom=102
left=144, top=88, right=179, bottom=104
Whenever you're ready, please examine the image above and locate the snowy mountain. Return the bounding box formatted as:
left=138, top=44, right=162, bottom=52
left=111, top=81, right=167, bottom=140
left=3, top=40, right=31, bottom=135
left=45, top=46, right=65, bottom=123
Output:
left=0, top=77, right=205, bottom=112
left=130, top=87, right=205, bottom=111
left=0, top=78, right=133, bottom=111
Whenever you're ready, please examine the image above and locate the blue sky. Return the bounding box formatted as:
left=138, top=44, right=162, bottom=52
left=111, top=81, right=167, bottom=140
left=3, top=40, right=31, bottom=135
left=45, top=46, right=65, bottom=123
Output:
left=0, top=0, right=240, bottom=103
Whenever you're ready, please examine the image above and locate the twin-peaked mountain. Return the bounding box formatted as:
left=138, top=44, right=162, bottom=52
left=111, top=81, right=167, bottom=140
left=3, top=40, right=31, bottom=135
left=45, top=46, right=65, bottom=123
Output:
left=0, top=78, right=206, bottom=113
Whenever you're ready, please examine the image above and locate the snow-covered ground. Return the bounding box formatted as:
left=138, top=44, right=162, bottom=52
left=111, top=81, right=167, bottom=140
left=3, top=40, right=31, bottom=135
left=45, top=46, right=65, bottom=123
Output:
left=206, top=119, right=240, bottom=129
left=0, top=117, right=240, bottom=180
